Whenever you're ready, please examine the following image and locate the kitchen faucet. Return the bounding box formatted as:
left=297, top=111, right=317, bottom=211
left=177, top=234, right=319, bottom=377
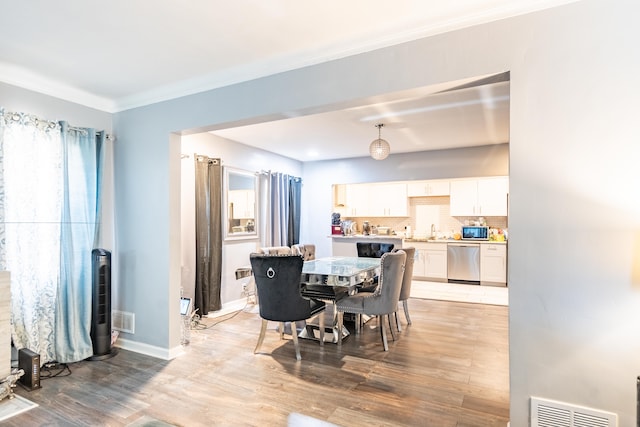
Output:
left=431, top=223, right=435, bottom=237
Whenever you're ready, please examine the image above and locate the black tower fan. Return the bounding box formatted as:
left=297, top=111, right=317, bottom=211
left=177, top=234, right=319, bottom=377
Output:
left=89, top=248, right=117, bottom=360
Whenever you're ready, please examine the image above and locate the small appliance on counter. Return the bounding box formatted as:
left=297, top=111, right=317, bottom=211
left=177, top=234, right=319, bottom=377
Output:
left=376, top=226, right=391, bottom=235
left=461, top=226, right=489, bottom=240
left=362, top=221, right=371, bottom=236
left=341, top=220, right=355, bottom=236
left=331, top=212, right=342, bottom=235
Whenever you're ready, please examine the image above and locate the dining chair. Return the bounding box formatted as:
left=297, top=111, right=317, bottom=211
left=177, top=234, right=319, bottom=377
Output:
left=355, top=242, right=395, bottom=292
left=356, top=242, right=395, bottom=258
left=335, top=250, right=406, bottom=351
left=392, top=247, right=415, bottom=332
left=291, top=243, right=316, bottom=261
left=250, top=254, right=326, bottom=361
left=257, top=246, right=291, bottom=255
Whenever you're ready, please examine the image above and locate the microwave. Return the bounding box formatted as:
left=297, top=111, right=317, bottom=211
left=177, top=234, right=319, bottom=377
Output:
left=461, top=226, right=489, bottom=240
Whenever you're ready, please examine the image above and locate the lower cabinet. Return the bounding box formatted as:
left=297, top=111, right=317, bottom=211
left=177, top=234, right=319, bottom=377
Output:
left=480, top=244, right=507, bottom=286
left=412, top=242, right=448, bottom=280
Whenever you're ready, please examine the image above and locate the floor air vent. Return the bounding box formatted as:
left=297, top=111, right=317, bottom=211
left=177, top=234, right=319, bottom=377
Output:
left=531, top=397, right=617, bottom=427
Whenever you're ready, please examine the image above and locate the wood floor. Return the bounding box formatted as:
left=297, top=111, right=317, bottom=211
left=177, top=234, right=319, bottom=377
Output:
left=5, top=297, right=509, bottom=427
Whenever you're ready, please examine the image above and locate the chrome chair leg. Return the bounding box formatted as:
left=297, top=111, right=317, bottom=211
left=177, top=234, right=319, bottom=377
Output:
left=318, top=311, right=325, bottom=346
left=254, top=319, right=268, bottom=354
left=337, top=312, right=344, bottom=347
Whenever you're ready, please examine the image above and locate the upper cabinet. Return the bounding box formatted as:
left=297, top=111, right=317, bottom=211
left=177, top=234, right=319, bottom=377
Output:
left=407, top=180, right=450, bottom=197
left=339, top=182, right=408, bottom=217
left=450, top=177, right=509, bottom=216
left=368, top=183, right=408, bottom=217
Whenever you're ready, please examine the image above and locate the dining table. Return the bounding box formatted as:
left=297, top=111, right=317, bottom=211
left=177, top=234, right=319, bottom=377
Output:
left=298, top=256, right=381, bottom=343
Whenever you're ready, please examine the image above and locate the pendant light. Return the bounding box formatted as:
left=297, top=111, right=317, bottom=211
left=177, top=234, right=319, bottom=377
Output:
left=369, top=123, right=390, bottom=160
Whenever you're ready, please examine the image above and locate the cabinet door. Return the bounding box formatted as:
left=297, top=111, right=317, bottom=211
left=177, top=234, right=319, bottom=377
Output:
left=345, top=184, right=370, bottom=217
left=424, top=244, right=448, bottom=279
left=368, top=183, right=408, bottom=217
left=449, top=179, right=478, bottom=216
left=477, top=177, right=508, bottom=216
left=413, top=249, right=426, bottom=277
left=407, top=180, right=450, bottom=197
left=480, top=244, right=507, bottom=284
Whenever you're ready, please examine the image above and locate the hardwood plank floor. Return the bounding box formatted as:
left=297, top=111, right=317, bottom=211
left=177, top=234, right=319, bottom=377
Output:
left=5, top=298, right=509, bottom=426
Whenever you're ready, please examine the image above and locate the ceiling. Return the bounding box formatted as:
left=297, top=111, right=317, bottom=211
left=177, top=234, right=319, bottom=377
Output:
left=0, top=0, right=575, bottom=161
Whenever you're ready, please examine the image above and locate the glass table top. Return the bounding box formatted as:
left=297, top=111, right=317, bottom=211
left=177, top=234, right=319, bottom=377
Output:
left=302, top=257, right=380, bottom=277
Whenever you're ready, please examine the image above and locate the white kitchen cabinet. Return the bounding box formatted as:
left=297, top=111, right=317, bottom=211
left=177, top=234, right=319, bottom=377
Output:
left=450, top=177, right=508, bottom=216
left=368, top=182, right=408, bottom=217
left=412, top=242, right=447, bottom=280
left=227, top=189, right=255, bottom=219
left=480, top=243, right=507, bottom=285
left=343, top=182, right=408, bottom=217
left=344, top=183, right=370, bottom=216
left=407, top=180, right=450, bottom=197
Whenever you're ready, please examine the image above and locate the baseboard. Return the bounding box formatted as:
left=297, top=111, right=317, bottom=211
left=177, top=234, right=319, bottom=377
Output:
left=114, top=337, right=183, bottom=360
left=113, top=297, right=250, bottom=360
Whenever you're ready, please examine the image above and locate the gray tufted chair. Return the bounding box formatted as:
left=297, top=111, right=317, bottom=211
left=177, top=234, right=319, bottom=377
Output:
left=392, top=247, right=415, bottom=331
left=250, top=253, right=326, bottom=360
left=335, top=250, right=406, bottom=351
left=355, top=242, right=395, bottom=293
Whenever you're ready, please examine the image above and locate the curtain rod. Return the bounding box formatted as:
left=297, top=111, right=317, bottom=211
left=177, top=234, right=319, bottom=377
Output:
left=1, top=109, right=113, bottom=141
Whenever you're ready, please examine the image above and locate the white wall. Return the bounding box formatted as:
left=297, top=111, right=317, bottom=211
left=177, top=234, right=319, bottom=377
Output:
left=180, top=132, right=302, bottom=307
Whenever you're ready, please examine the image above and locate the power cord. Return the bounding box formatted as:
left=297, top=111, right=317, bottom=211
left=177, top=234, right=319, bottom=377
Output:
left=40, top=361, right=71, bottom=379
left=190, top=300, right=251, bottom=330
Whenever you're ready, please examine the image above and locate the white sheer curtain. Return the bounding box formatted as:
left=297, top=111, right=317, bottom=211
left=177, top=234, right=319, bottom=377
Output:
left=0, top=109, right=104, bottom=364
left=0, top=112, right=63, bottom=363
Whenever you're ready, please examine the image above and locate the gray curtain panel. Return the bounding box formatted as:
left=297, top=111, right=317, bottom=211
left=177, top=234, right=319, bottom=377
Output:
left=194, top=155, right=222, bottom=315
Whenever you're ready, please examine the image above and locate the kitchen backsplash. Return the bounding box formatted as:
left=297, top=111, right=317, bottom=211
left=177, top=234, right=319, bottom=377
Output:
left=348, top=196, right=507, bottom=238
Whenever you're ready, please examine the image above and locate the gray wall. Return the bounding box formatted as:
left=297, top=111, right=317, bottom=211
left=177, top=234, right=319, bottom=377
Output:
left=3, top=0, right=640, bottom=424
left=111, top=1, right=640, bottom=423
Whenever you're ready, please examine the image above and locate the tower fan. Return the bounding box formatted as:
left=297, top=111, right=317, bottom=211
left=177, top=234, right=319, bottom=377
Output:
left=88, top=248, right=117, bottom=360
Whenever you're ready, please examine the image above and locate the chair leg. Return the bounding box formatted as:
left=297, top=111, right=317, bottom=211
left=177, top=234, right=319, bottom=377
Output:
left=395, top=311, right=402, bottom=332
left=254, top=319, right=268, bottom=354
left=337, top=311, right=344, bottom=347
left=403, top=300, right=412, bottom=325
left=379, top=315, right=389, bottom=351
left=279, top=322, right=286, bottom=340
left=387, top=314, right=396, bottom=342
left=318, top=311, right=325, bottom=346
left=290, top=324, right=302, bottom=361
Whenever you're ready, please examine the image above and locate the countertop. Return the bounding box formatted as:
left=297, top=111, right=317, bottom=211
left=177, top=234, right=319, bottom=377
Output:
left=331, top=235, right=506, bottom=244
left=405, top=238, right=507, bottom=244
left=330, top=234, right=404, bottom=240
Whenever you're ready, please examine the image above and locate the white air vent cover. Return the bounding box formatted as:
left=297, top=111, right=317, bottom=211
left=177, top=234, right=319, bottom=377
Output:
left=112, top=310, right=135, bottom=334
left=531, top=397, right=617, bottom=427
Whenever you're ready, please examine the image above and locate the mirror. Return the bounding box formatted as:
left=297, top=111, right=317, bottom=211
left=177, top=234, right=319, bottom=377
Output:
left=224, top=167, right=257, bottom=240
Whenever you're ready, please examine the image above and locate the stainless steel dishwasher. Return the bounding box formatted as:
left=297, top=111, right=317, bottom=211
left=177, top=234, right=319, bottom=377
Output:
left=447, top=243, right=480, bottom=284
